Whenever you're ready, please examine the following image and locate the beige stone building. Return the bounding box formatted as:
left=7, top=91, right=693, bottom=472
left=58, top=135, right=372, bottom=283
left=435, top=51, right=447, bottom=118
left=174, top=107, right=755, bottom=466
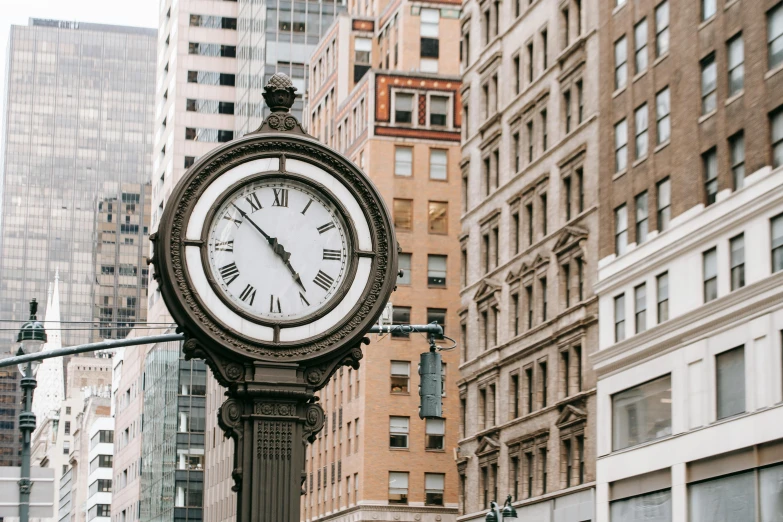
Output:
left=457, top=0, right=600, bottom=519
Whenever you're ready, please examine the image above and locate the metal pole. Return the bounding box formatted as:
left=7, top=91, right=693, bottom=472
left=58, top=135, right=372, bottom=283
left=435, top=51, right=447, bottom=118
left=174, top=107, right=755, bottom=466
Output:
left=18, top=362, right=37, bottom=522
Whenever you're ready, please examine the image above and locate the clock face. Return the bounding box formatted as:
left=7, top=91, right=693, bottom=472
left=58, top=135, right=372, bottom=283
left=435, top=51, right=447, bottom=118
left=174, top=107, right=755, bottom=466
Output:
left=205, top=177, right=351, bottom=323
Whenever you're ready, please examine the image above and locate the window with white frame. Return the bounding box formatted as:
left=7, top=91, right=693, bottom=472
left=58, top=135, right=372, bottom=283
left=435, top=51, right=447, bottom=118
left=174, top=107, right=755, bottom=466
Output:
left=656, top=87, right=671, bottom=144
left=730, top=234, right=745, bottom=291
left=772, top=107, right=783, bottom=168
left=614, top=293, right=626, bottom=342
left=389, top=417, right=409, bottom=448
left=395, top=146, right=413, bottom=176
left=701, top=54, right=717, bottom=115
left=388, top=472, right=409, bottom=503
left=615, top=119, right=628, bottom=172
left=612, top=374, right=672, bottom=450
left=703, top=148, right=718, bottom=205
left=635, top=104, right=648, bottom=159
left=657, top=177, right=671, bottom=231
left=634, top=283, right=646, bottom=334
left=703, top=247, right=718, bottom=302
left=728, top=34, right=744, bottom=96
left=430, top=96, right=449, bottom=127
left=394, top=92, right=414, bottom=124
left=655, top=1, right=669, bottom=57
left=770, top=3, right=783, bottom=69
left=425, top=418, right=445, bottom=450
left=773, top=212, right=783, bottom=273
left=729, top=132, right=745, bottom=189
left=428, top=149, right=447, bottom=181
left=427, top=255, right=447, bottom=286
left=390, top=361, right=410, bottom=393
left=398, top=253, right=411, bottom=285
left=615, top=204, right=628, bottom=255
left=615, top=36, right=628, bottom=90
left=636, top=191, right=648, bottom=244
left=425, top=473, right=445, bottom=505
left=634, top=19, right=648, bottom=74
left=657, top=272, right=669, bottom=323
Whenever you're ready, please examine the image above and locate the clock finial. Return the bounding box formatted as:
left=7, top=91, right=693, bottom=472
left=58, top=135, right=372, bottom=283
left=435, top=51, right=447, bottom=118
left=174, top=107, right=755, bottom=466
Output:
left=263, top=73, right=298, bottom=113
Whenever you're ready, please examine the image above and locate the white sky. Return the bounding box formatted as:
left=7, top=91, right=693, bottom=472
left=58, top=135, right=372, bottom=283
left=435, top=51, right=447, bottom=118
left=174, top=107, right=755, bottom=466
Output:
left=0, top=0, right=159, bottom=124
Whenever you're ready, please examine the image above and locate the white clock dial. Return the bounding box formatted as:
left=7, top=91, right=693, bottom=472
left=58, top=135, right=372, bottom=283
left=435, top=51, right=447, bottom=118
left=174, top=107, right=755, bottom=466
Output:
left=206, top=177, right=351, bottom=322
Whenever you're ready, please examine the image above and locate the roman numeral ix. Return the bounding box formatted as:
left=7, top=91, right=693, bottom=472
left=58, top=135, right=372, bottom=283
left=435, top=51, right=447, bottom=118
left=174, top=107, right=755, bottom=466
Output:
left=239, top=284, right=256, bottom=305
left=219, top=262, right=240, bottom=285
left=272, top=188, right=289, bottom=207
left=313, top=270, right=334, bottom=292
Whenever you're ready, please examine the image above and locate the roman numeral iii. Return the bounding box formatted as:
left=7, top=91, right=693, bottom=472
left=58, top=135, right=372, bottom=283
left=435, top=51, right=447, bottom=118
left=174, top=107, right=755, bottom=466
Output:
left=219, top=262, right=240, bottom=285
left=313, top=270, right=334, bottom=292
left=239, top=284, right=256, bottom=305
left=323, top=249, right=341, bottom=260
left=272, top=188, right=289, bottom=207
left=317, top=222, right=335, bottom=234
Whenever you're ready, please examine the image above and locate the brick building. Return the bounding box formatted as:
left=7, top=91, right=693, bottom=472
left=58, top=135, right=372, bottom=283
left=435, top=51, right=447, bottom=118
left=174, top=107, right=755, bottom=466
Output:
left=593, top=0, right=783, bottom=520
left=457, top=0, right=600, bottom=519
left=297, top=1, right=464, bottom=521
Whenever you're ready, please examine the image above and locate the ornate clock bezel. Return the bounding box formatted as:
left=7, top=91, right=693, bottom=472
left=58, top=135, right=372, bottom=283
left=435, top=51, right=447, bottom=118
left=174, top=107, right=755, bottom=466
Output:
left=152, top=133, right=398, bottom=363
left=200, top=170, right=360, bottom=328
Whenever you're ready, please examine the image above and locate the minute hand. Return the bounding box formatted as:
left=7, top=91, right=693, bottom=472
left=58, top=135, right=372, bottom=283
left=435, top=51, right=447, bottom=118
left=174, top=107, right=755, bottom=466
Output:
left=231, top=204, right=307, bottom=291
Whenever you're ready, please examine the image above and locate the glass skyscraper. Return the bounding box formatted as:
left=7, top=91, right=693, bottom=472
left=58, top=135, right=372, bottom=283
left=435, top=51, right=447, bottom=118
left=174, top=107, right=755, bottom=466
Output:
left=0, top=18, right=157, bottom=465
left=139, top=341, right=206, bottom=522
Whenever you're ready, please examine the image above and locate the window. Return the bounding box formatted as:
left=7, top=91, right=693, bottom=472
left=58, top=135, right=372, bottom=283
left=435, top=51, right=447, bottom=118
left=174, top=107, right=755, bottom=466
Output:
left=727, top=35, right=744, bottom=96
left=391, top=361, right=410, bottom=393
left=634, top=284, right=647, bottom=334
left=540, top=447, right=548, bottom=494
left=427, top=309, right=447, bottom=335
left=430, top=97, right=449, bottom=126
left=513, top=54, right=521, bottom=94
left=64, top=421, right=71, bottom=435
left=773, top=108, right=783, bottom=168
left=541, top=28, right=549, bottom=69
left=612, top=374, right=672, bottom=450
left=541, top=109, right=548, bottom=151
left=184, top=156, right=196, bottom=168
left=393, top=199, right=413, bottom=230
left=770, top=3, right=783, bottom=69
left=395, top=93, right=414, bottom=123
left=89, top=505, right=111, bottom=520
left=63, top=441, right=70, bottom=454
left=576, top=80, right=584, bottom=124
left=615, top=204, right=628, bottom=255
left=701, top=54, right=717, bottom=115
left=691, top=471, right=757, bottom=522
left=612, top=490, right=672, bottom=521
left=510, top=373, right=520, bottom=417
left=656, top=87, right=671, bottom=144
left=635, top=104, right=648, bottom=160
left=657, top=272, right=669, bottom=323
left=389, top=472, right=409, bottom=503
left=427, top=255, right=447, bottom=286
left=657, top=178, right=671, bottom=232
left=703, top=148, right=718, bottom=205
left=614, top=294, right=626, bottom=342
left=188, top=42, right=236, bottom=57
left=702, top=0, right=716, bottom=20
left=389, top=417, right=409, bottom=448
left=615, top=119, right=628, bottom=172
left=772, top=213, right=783, bottom=272
left=395, top=147, right=413, bottom=176
left=716, top=346, right=745, bottom=419
left=729, top=132, right=745, bottom=189
left=703, top=247, right=718, bottom=302
left=634, top=19, right=648, bottom=74
left=728, top=234, right=746, bottom=291
left=398, top=254, right=411, bottom=285
left=392, top=306, right=411, bottom=338
left=541, top=193, right=548, bottom=236
left=425, top=419, right=445, bottom=450
left=563, top=90, right=572, bottom=134
left=615, top=36, right=627, bottom=90
left=430, top=149, right=447, bottom=180
left=654, top=2, right=669, bottom=58
left=635, top=192, right=648, bottom=244
left=428, top=201, right=448, bottom=234
left=540, top=277, right=548, bottom=322
left=424, top=473, right=445, bottom=506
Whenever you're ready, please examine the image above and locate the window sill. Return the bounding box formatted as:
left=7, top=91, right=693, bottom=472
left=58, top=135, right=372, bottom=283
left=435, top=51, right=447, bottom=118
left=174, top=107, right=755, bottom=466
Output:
left=698, top=110, right=717, bottom=124
left=654, top=140, right=670, bottom=154
left=725, top=91, right=744, bottom=107
left=390, top=392, right=411, bottom=396
left=612, top=1, right=627, bottom=16
left=428, top=285, right=448, bottom=290
left=425, top=449, right=446, bottom=453
left=724, top=0, right=740, bottom=9
left=698, top=16, right=716, bottom=31
left=765, top=62, right=783, bottom=81
left=653, top=52, right=669, bottom=67
left=389, top=447, right=410, bottom=451
left=632, top=69, right=648, bottom=84
left=612, top=85, right=627, bottom=99
left=632, top=156, right=648, bottom=168
left=612, top=169, right=627, bottom=181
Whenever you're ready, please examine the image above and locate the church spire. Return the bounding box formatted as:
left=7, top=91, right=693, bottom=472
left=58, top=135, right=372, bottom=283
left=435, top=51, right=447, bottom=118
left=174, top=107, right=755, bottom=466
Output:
left=31, top=271, right=64, bottom=422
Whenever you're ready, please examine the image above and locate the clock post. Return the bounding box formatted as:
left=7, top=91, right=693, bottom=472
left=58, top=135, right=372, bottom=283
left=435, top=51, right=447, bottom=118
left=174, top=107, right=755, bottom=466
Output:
left=151, top=74, right=398, bottom=522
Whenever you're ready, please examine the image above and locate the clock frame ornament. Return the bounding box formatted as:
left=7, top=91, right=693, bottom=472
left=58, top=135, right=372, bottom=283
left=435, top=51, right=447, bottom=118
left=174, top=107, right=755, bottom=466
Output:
left=150, top=74, right=398, bottom=522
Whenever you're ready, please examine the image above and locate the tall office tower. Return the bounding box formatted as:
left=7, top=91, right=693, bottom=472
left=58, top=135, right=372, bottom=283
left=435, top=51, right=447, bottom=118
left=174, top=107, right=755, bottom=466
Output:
left=593, top=1, right=783, bottom=520
left=0, top=18, right=156, bottom=464
left=458, top=0, right=599, bottom=519
left=234, top=0, right=346, bottom=135
left=137, top=340, right=207, bottom=522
